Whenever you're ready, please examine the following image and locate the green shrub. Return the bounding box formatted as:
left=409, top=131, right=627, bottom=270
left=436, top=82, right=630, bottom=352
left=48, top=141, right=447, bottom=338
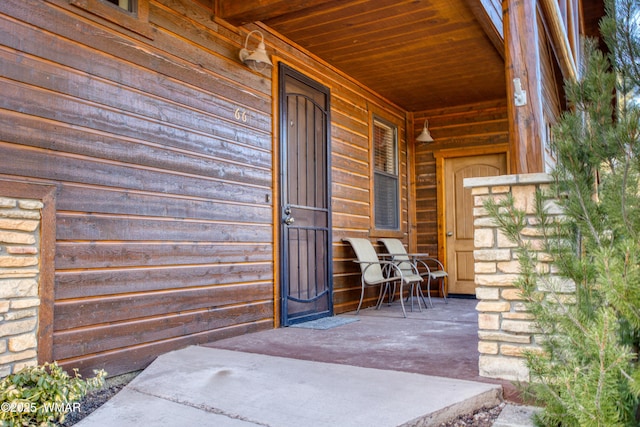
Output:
left=485, top=1, right=640, bottom=424
left=0, top=362, right=106, bottom=427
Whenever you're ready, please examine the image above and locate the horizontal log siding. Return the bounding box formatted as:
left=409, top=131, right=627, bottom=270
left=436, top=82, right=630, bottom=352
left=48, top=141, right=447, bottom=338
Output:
left=331, top=106, right=409, bottom=313
left=414, top=101, right=509, bottom=256
left=0, top=0, right=409, bottom=375
left=0, top=0, right=274, bottom=376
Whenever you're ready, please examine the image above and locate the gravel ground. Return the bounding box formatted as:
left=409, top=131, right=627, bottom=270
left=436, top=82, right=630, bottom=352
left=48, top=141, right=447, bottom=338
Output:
left=438, top=403, right=506, bottom=427
left=62, top=372, right=138, bottom=426
left=61, top=375, right=505, bottom=426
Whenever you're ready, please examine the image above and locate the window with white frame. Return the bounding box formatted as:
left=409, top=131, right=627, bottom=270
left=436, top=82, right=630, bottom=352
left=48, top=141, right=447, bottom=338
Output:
left=373, top=117, right=399, bottom=230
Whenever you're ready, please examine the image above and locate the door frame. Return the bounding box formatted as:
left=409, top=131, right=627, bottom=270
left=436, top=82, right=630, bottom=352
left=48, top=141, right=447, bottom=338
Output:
left=433, top=144, right=510, bottom=286
left=276, top=62, right=333, bottom=326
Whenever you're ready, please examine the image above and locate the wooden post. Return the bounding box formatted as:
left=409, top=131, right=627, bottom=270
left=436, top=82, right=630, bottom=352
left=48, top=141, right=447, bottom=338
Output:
left=503, top=0, right=544, bottom=173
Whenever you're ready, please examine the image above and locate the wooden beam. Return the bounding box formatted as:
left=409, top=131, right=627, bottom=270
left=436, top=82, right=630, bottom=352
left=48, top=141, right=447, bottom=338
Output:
left=504, top=0, right=544, bottom=173
left=465, top=0, right=505, bottom=59
left=216, top=0, right=336, bottom=26
left=539, top=0, right=578, bottom=81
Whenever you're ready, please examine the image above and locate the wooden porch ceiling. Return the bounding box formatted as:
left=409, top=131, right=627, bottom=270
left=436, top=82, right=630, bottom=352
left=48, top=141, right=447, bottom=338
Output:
left=219, top=0, right=507, bottom=112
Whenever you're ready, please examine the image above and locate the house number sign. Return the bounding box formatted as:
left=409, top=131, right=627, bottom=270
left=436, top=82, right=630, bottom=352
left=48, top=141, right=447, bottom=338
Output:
left=234, top=108, right=247, bottom=122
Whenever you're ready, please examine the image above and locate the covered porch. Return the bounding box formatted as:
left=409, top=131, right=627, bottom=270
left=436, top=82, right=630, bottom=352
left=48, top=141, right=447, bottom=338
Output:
left=0, top=0, right=605, bottom=381
left=205, top=297, right=522, bottom=402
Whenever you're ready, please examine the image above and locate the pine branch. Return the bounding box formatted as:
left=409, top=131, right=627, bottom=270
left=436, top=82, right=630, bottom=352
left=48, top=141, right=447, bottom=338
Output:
left=484, top=3, right=640, bottom=422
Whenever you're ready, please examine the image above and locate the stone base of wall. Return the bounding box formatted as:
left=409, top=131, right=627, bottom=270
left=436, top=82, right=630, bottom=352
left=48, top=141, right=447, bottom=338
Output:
left=464, top=173, right=560, bottom=382
left=479, top=355, right=529, bottom=382
left=0, top=196, right=42, bottom=377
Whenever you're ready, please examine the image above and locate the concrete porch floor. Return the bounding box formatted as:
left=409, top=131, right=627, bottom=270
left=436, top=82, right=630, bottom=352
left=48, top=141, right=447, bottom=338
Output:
left=75, top=297, right=537, bottom=426
left=205, top=297, right=523, bottom=402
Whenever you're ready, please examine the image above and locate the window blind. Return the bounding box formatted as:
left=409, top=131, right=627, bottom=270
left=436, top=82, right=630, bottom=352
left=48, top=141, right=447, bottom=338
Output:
left=373, top=119, right=399, bottom=229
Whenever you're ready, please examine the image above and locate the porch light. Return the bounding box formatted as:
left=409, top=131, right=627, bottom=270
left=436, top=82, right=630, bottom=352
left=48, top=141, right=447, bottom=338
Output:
left=513, top=78, right=527, bottom=106
left=239, top=30, right=273, bottom=72
left=416, top=119, right=434, bottom=143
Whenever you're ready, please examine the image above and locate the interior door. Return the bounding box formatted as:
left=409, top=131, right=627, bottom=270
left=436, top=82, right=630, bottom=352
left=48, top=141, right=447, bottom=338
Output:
left=444, top=154, right=507, bottom=295
left=279, top=64, right=332, bottom=326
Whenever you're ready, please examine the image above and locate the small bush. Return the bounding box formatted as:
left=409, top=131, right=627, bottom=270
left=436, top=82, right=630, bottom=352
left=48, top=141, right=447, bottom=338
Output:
left=484, top=1, right=640, bottom=423
left=0, top=362, right=106, bottom=427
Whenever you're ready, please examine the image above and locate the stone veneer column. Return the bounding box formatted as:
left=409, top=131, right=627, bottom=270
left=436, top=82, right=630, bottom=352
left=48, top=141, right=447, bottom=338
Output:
left=0, top=196, right=42, bottom=376
left=464, top=173, right=566, bottom=382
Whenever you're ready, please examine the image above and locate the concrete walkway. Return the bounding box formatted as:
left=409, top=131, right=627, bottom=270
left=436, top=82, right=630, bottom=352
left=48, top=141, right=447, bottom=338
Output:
left=76, top=299, right=540, bottom=426
left=76, top=346, right=503, bottom=426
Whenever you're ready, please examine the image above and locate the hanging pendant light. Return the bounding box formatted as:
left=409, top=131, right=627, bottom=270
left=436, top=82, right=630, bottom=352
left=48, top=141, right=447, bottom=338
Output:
left=416, top=119, right=434, bottom=143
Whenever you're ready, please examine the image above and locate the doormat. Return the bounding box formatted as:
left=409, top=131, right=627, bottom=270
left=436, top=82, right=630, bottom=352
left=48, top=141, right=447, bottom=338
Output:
left=290, top=316, right=359, bottom=330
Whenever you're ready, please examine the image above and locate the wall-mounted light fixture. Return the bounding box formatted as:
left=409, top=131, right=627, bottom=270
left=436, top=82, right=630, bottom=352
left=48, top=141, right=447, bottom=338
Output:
left=416, top=119, right=434, bottom=143
left=513, top=78, right=527, bottom=106
left=239, top=30, right=273, bottom=72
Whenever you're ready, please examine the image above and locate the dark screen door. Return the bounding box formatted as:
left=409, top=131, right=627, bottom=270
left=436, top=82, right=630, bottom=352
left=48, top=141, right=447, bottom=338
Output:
left=279, top=64, right=332, bottom=326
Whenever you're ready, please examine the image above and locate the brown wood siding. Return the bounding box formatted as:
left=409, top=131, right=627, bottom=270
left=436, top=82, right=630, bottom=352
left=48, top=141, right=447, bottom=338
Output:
left=414, top=100, right=509, bottom=257
left=538, top=11, right=564, bottom=157
left=0, top=0, right=274, bottom=376
left=0, top=0, right=411, bottom=375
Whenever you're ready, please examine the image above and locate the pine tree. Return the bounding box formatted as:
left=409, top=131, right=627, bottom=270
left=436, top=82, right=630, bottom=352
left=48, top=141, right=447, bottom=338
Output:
left=486, top=0, right=640, bottom=425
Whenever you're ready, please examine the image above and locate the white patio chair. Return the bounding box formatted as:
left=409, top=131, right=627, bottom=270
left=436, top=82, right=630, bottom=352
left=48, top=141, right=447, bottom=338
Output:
left=378, top=238, right=448, bottom=309
left=343, top=237, right=423, bottom=318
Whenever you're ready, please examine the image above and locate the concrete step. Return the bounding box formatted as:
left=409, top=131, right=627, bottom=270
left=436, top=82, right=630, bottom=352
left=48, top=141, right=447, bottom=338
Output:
left=76, top=346, right=503, bottom=427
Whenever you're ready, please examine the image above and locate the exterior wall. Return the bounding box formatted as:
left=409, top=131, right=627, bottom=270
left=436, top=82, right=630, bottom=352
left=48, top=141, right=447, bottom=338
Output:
left=414, top=100, right=510, bottom=258
left=0, top=0, right=407, bottom=376
left=538, top=11, right=564, bottom=172
left=2, top=0, right=276, bottom=377
left=0, top=197, right=42, bottom=376
left=465, top=173, right=567, bottom=382
left=0, top=0, right=570, bottom=379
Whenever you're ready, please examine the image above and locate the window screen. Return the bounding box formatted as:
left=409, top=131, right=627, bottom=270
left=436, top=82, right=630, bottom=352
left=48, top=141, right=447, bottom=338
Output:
left=373, top=118, right=399, bottom=229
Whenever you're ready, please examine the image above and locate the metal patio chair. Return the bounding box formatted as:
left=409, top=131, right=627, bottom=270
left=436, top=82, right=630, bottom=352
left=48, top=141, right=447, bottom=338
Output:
left=378, top=238, right=448, bottom=309
left=343, top=237, right=423, bottom=318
